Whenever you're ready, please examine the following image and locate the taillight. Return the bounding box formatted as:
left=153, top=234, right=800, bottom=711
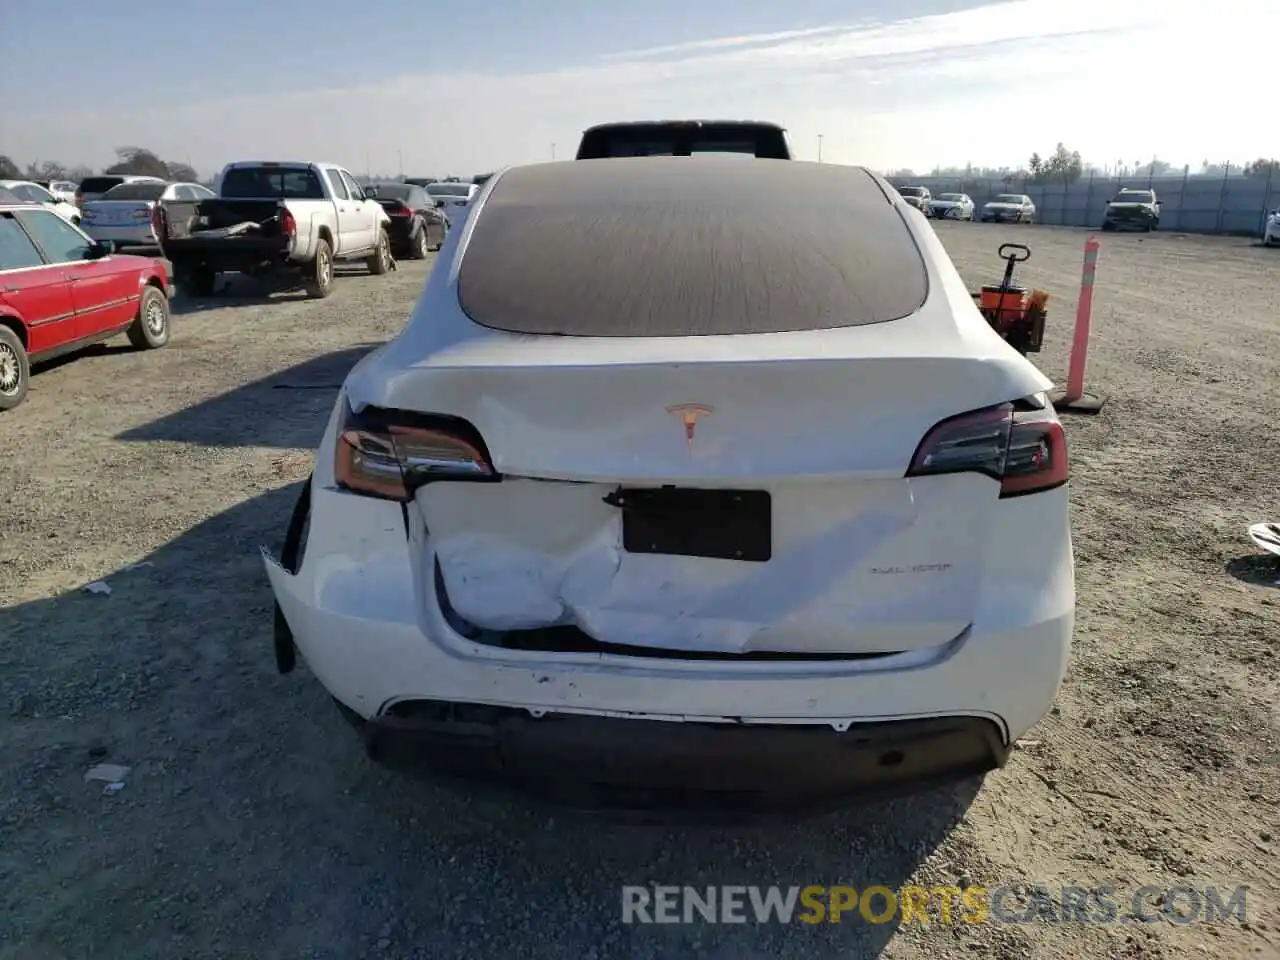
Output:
left=131, top=208, right=151, bottom=220
left=280, top=207, right=297, bottom=237
left=334, top=401, right=498, bottom=502
left=151, top=206, right=165, bottom=239
left=391, top=202, right=412, bottom=217
left=906, top=398, right=1068, bottom=498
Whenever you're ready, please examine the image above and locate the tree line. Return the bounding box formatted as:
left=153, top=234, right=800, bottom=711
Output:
left=895, top=145, right=1279, bottom=185
left=0, top=146, right=200, bottom=184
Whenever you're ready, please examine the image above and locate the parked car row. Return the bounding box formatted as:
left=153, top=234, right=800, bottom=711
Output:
left=81, top=179, right=215, bottom=248
left=893, top=186, right=1038, bottom=224
left=0, top=156, right=487, bottom=414
left=892, top=182, right=1271, bottom=240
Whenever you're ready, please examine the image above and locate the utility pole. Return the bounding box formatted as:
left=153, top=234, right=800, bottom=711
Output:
left=817, top=134, right=824, bottom=163
left=551, top=143, right=557, bottom=161
left=397, top=149, right=404, bottom=179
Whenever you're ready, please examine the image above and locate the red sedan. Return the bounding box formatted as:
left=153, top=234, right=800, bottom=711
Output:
left=0, top=198, right=172, bottom=411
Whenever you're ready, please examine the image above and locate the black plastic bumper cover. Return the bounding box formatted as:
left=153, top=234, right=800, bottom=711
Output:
left=363, top=704, right=1007, bottom=812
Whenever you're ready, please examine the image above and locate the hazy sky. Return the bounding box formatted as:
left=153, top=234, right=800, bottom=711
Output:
left=2, top=0, right=1274, bottom=177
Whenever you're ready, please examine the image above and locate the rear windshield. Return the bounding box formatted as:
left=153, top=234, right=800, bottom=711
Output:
left=428, top=184, right=471, bottom=197
left=995, top=195, right=1024, bottom=203
left=1112, top=191, right=1154, bottom=203
left=897, top=187, right=926, bottom=197
left=939, top=193, right=965, bottom=201
left=576, top=123, right=790, bottom=160
left=459, top=159, right=927, bottom=338
left=79, top=177, right=126, bottom=195
left=102, top=182, right=167, bottom=201
left=220, top=166, right=325, bottom=199
left=367, top=184, right=411, bottom=201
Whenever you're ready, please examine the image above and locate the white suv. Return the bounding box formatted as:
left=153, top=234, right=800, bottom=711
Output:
left=266, top=159, right=1073, bottom=811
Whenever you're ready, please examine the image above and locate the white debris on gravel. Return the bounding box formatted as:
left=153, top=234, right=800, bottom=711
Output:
left=83, top=581, right=112, bottom=596
left=83, top=764, right=130, bottom=784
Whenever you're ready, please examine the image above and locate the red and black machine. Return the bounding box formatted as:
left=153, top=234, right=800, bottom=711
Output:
left=972, top=243, right=1048, bottom=356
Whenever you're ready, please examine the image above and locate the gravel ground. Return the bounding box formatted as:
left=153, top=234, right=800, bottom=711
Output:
left=1, top=229, right=1277, bottom=960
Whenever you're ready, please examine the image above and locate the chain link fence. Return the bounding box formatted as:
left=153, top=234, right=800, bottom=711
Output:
left=886, top=164, right=1278, bottom=237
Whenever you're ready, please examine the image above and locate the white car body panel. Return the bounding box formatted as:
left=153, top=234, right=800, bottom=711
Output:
left=266, top=163, right=1072, bottom=748
left=48, top=181, right=78, bottom=203
left=0, top=180, right=80, bottom=224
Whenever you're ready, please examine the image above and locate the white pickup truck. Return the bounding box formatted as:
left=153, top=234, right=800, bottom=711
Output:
left=160, top=161, right=393, bottom=298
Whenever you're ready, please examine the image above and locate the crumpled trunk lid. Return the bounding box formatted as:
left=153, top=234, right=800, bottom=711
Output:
left=368, top=314, right=1049, bottom=656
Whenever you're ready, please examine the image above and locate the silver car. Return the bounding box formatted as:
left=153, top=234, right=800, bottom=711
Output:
left=80, top=180, right=214, bottom=248
left=425, top=181, right=479, bottom=227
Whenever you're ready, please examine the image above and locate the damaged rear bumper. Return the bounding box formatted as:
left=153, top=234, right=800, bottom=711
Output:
left=363, top=703, right=1006, bottom=811
left=265, top=475, right=1073, bottom=760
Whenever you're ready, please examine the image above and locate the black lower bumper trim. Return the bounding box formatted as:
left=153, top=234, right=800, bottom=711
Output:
left=362, top=703, right=1007, bottom=813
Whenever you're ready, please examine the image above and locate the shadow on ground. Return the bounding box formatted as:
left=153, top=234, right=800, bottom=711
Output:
left=115, top=344, right=381, bottom=449
left=170, top=267, right=373, bottom=315
left=32, top=341, right=137, bottom=377
left=1224, top=554, right=1280, bottom=588
left=0, top=480, right=982, bottom=960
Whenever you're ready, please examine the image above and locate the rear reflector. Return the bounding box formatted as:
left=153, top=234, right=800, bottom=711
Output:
left=334, top=401, right=499, bottom=502
left=907, top=399, right=1068, bottom=498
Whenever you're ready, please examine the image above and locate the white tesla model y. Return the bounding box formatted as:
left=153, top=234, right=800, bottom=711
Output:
left=265, top=157, right=1074, bottom=811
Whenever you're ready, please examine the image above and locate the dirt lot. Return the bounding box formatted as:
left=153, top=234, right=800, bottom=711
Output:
left=1, top=228, right=1277, bottom=960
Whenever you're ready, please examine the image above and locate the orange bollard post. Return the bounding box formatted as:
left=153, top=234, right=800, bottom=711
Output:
left=1050, top=235, right=1106, bottom=414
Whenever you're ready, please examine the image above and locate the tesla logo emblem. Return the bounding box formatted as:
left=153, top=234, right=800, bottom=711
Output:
left=666, top=403, right=714, bottom=451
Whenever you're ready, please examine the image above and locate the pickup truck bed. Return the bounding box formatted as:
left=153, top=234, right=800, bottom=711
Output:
left=162, top=199, right=292, bottom=275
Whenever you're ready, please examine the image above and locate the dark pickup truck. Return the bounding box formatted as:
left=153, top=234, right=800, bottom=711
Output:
left=1102, top=188, right=1161, bottom=231
left=575, top=120, right=792, bottom=159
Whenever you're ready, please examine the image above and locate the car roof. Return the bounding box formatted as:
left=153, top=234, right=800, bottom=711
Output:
left=221, top=161, right=339, bottom=170
left=582, top=119, right=787, bottom=133
left=458, top=157, right=927, bottom=338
